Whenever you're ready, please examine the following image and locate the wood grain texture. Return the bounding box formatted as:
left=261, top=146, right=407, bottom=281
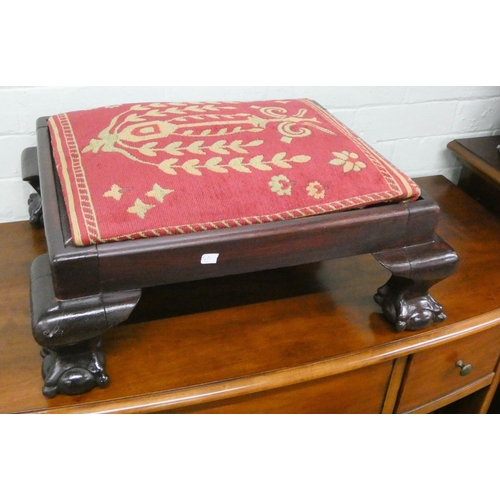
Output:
left=167, top=362, right=394, bottom=414
left=448, top=135, right=500, bottom=184
left=405, top=375, right=495, bottom=414
left=382, top=357, right=408, bottom=414
left=1, top=175, right=500, bottom=413
left=448, top=135, right=500, bottom=217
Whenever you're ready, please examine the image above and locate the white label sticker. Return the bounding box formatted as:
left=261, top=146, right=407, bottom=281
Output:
left=201, top=253, right=219, bottom=265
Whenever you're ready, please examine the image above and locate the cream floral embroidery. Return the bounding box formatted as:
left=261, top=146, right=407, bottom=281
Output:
left=104, top=184, right=125, bottom=201
left=159, top=153, right=310, bottom=176
left=329, top=151, right=367, bottom=173
left=127, top=199, right=155, bottom=219
left=163, top=139, right=264, bottom=156
left=269, top=175, right=292, bottom=196
left=307, top=181, right=326, bottom=199
left=81, top=102, right=335, bottom=170
left=147, top=184, right=174, bottom=202
left=251, top=105, right=336, bottom=143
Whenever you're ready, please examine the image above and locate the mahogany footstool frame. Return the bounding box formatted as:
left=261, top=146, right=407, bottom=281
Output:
left=23, top=105, right=458, bottom=398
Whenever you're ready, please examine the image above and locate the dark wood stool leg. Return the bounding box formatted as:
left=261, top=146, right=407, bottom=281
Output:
left=28, top=193, right=43, bottom=227
left=373, top=236, right=458, bottom=332
left=31, top=254, right=141, bottom=397
left=22, top=147, right=44, bottom=227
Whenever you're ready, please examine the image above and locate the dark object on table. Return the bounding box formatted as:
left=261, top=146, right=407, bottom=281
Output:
left=22, top=101, right=458, bottom=398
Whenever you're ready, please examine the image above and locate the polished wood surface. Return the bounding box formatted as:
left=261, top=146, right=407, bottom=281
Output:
left=171, top=362, right=395, bottom=414
left=1, top=175, right=500, bottom=413
left=448, top=135, right=500, bottom=216
left=448, top=135, right=500, bottom=178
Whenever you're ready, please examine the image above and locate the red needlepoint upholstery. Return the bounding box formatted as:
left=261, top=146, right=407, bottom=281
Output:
left=47, top=99, right=421, bottom=246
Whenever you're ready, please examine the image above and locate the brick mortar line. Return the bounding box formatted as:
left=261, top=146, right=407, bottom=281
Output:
left=375, top=130, right=500, bottom=144
left=325, top=96, right=500, bottom=111
left=0, top=177, right=24, bottom=183
left=0, top=133, right=36, bottom=139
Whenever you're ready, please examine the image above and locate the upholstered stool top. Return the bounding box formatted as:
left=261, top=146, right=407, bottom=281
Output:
left=47, top=99, right=421, bottom=246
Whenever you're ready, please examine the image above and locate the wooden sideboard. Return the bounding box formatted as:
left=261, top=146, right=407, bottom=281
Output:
left=448, top=135, right=500, bottom=413
left=1, top=175, right=500, bottom=414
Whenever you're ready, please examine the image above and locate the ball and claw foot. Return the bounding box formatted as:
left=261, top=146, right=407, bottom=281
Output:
left=40, top=340, right=109, bottom=398
left=374, top=284, right=446, bottom=332
left=373, top=237, right=458, bottom=332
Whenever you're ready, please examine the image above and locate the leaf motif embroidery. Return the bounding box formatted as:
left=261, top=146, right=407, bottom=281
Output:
left=125, top=113, right=147, bottom=123
left=329, top=151, right=367, bottom=173
left=249, top=155, right=272, bottom=171
left=271, top=152, right=292, bottom=169
left=158, top=154, right=311, bottom=176
left=186, top=141, right=206, bottom=155
left=145, top=110, right=167, bottom=118
left=139, top=142, right=158, bottom=157
left=159, top=159, right=179, bottom=175
left=290, top=155, right=310, bottom=163
left=161, top=139, right=264, bottom=157
left=205, top=157, right=228, bottom=173
left=228, top=158, right=252, bottom=173
left=82, top=102, right=337, bottom=174
left=163, top=141, right=184, bottom=156
left=130, top=105, right=151, bottom=111
left=181, top=159, right=202, bottom=176
left=82, top=138, right=103, bottom=154
left=165, top=107, right=188, bottom=115
left=210, top=140, right=230, bottom=154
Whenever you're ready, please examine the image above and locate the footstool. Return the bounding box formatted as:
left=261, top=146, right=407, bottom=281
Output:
left=22, top=99, right=458, bottom=397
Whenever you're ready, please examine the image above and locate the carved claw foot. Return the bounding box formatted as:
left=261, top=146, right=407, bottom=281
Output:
left=31, top=254, right=142, bottom=397
left=374, top=279, right=446, bottom=332
left=373, top=237, right=458, bottom=332
left=28, top=193, right=43, bottom=227
left=41, top=338, right=109, bottom=398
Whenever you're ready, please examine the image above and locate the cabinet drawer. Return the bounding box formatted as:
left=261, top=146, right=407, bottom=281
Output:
left=396, top=327, right=500, bottom=413
left=166, top=361, right=394, bottom=414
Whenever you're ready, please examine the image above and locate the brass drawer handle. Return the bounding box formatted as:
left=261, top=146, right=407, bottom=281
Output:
left=456, top=360, right=473, bottom=376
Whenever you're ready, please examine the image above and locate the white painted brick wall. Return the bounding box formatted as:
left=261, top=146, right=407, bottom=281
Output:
left=1, top=86, right=499, bottom=223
